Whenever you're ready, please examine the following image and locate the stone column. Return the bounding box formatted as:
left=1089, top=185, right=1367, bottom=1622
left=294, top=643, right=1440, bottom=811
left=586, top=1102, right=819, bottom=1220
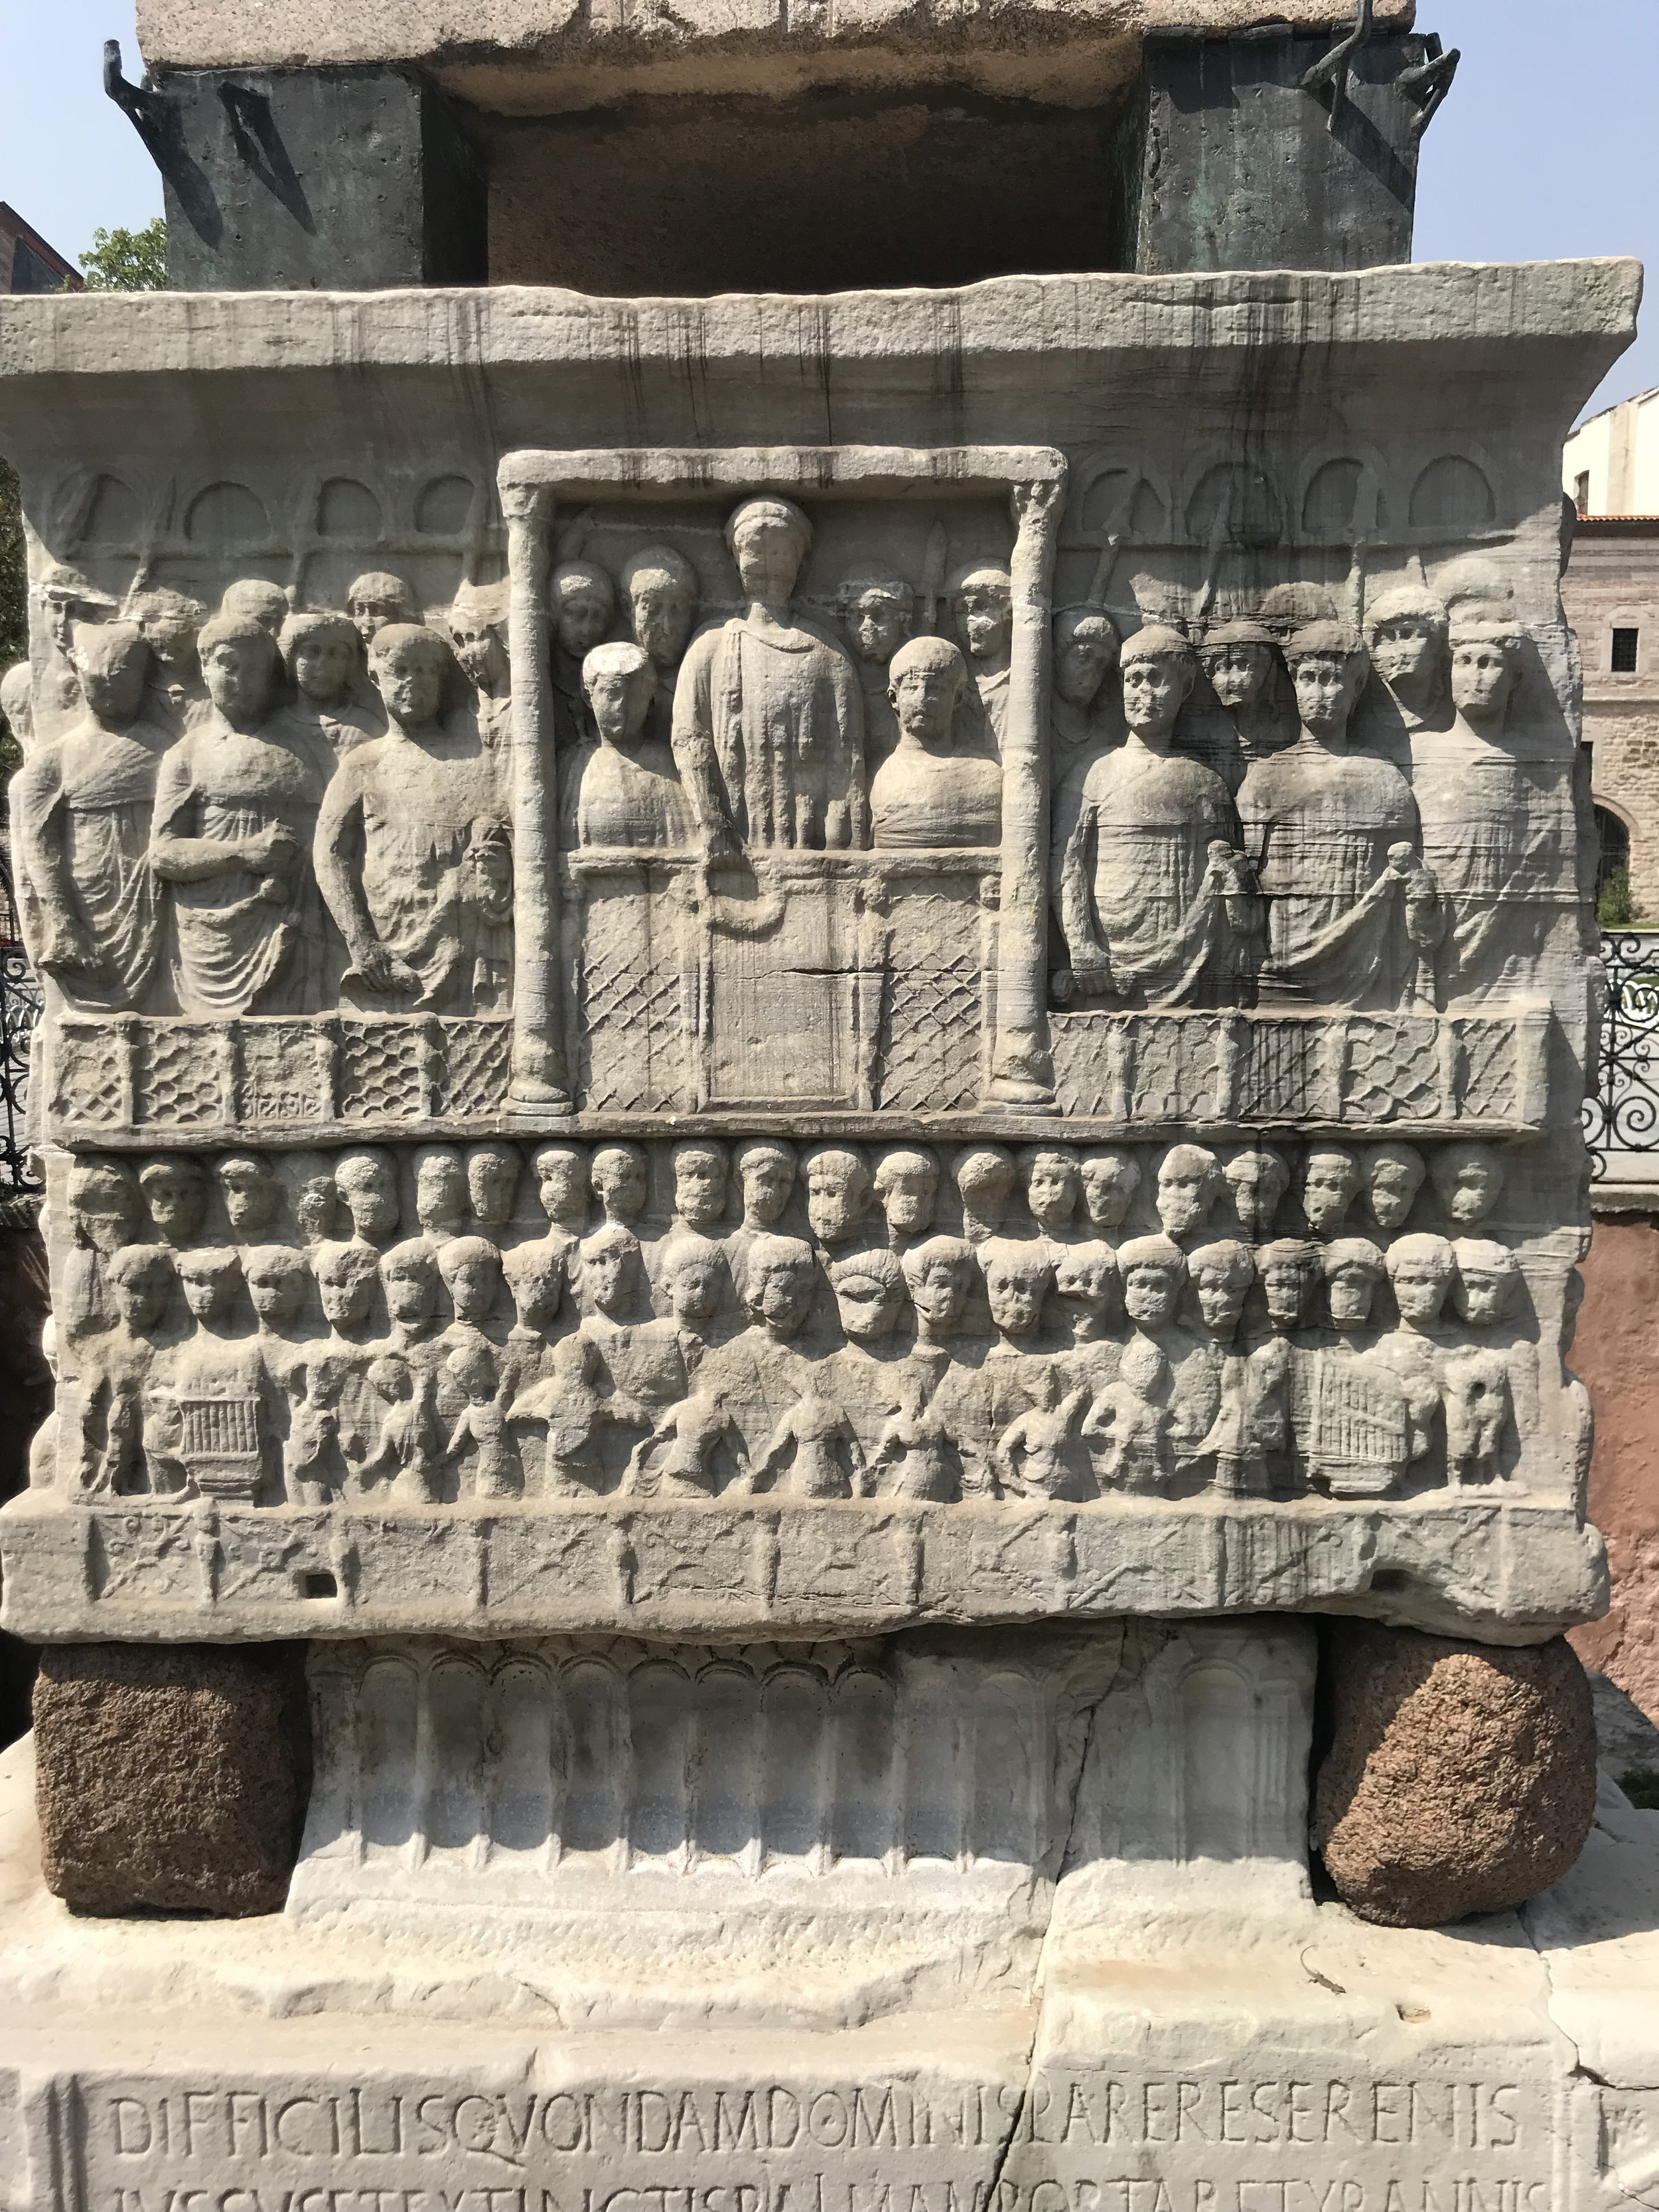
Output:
left=989, top=469, right=1065, bottom=1109
left=504, top=480, right=572, bottom=1112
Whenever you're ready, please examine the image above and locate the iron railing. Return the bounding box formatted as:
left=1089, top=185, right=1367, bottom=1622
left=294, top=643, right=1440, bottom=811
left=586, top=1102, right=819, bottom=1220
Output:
left=1585, top=930, right=1659, bottom=1181
left=0, top=854, right=42, bottom=1197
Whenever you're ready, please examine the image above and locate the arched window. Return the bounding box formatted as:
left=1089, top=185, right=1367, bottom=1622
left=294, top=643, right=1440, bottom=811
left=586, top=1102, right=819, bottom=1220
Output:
left=1596, top=806, right=1631, bottom=891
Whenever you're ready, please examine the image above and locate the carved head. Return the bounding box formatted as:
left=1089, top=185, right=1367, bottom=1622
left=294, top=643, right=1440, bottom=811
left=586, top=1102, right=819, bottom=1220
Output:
left=582, top=640, right=656, bottom=751
left=139, top=1155, right=209, bottom=1247
left=1386, top=1232, right=1457, bottom=1328
left=726, top=498, right=812, bottom=607
left=621, top=544, right=698, bottom=671
left=979, top=1237, right=1054, bottom=1339
left=346, top=570, right=418, bottom=648
left=839, top=572, right=914, bottom=667
left=313, top=1238, right=381, bottom=1328
left=902, top=1234, right=975, bottom=1336
left=590, top=1142, right=647, bottom=1225
left=68, top=1155, right=143, bottom=1254
left=465, top=1141, right=522, bottom=1228
left=214, top=1152, right=281, bottom=1236
left=0, top=662, right=33, bottom=755
left=281, top=610, right=360, bottom=706
left=952, top=1143, right=1015, bottom=1234
left=1323, top=1236, right=1386, bottom=1331
left=1054, top=1240, right=1120, bottom=1341
left=332, top=1147, right=400, bottom=1243
left=1448, top=618, right=1523, bottom=725
left=1223, top=1145, right=1289, bottom=1240
left=887, top=634, right=969, bottom=748
left=532, top=1141, right=589, bottom=1230
left=444, top=583, right=510, bottom=693
left=243, top=1244, right=310, bottom=1328
left=1078, top=1147, right=1141, bottom=1232
left=950, top=567, right=1013, bottom=665
left=368, top=625, right=450, bottom=731
left=1365, top=585, right=1449, bottom=693
left=70, top=619, right=150, bottom=723
left=1451, top=1237, right=1523, bottom=1328
left=380, top=1237, right=442, bottom=1331
left=1301, top=1143, right=1362, bottom=1234
left=1285, top=625, right=1368, bottom=739
left=1197, top=621, right=1275, bottom=711
left=197, top=613, right=278, bottom=727
left=222, top=578, right=289, bottom=637
left=1186, top=1238, right=1254, bottom=1341
left=1364, top=1141, right=1426, bottom=1232
left=1255, top=1238, right=1320, bottom=1332
left=1120, top=627, right=1197, bottom=741
left=447, top=1339, right=498, bottom=1406
left=367, top=1351, right=413, bottom=1404
left=550, top=559, right=616, bottom=660
left=658, top=1232, right=726, bottom=1324
left=804, top=1144, right=873, bottom=1246
left=501, top=1238, right=566, bottom=1331
left=123, top=587, right=206, bottom=675
left=106, top=1243, right=175, bottom=1332
left=175, top=1244, right=244, bottom=1325
left=670, top=1140, right=728, bottom=1231
left=741, top=1233, right=818, bottom=1336
left=1155, top=1143, right=1222, bottom=1240
left=1429, top=1142, right=1505, bottom=1226
left=285, top=1152, right=339, bottom=1243
left=1020, top=1145, right=1081, bottom=1235
left=1117, top=1234, right=1187, bottom=1331
left=437, top=1233, right=504, bottom=1325
left=735, top=1138, right=796, bottom=1229
left=873, top=1147, right=938, bottom=1240
left=574, top=1222, right=640, bottom=1319
left=1053, top=606, right=1119, bottom=710
left=828, top=1245, right=907, bottom=1345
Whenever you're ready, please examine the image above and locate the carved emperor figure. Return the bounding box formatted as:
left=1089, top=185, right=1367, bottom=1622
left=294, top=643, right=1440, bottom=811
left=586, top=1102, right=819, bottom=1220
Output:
left=673, top=496, right=867, bottom=852
left=315, top=623, right=513, bottom=1012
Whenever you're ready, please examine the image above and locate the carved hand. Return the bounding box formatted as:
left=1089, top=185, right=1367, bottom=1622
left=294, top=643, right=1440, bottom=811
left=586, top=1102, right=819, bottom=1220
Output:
left=39, top=913, right=109, bottom=981
left=350, top=942, right=423, bottom=995
left=242, top=824, right=303, bottom=875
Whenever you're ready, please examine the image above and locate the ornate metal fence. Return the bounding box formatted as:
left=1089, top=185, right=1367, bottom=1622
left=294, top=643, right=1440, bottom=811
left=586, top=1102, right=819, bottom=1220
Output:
left=0, top=857, right=42, bottom=1197
left=1585, top=930, right=1659, bottom=1180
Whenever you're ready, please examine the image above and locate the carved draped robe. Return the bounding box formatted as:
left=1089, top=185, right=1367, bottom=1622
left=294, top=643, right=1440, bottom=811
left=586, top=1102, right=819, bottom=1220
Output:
left=673, top=615, right=867, bottom=850
left=150, top=717, right=332, bottom=1015
left=1238, top=739, right=1425, bottom=1011
left=1056, top=741, right=1246, bottom=1008
left=15, top=715, right=173, bottom=1010
left=1410, top=725, right=1578, bottom=1000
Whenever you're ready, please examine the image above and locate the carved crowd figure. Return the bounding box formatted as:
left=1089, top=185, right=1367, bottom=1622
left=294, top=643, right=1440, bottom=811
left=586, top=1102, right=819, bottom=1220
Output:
left=563, top=641, right=690, bottom=849
left=445, top=583, right=514, bottom=755
left=674, top=497, right=867, bottom=852
left=1049, top=604, right=1119, bottom=771
left=621, top=544, right=699, bottom=749
left=315, top=623, right=512, bottom=1012
left=1057, top=627, right=1257, bottom=1009
left=869, top=636, right=1001, bottom=849
left=950, top=565, right=1014, bottom=755
left=15, top=620, right=171, bottom=1008
left=279, top=609, right=382, bottom=759
left=839, top=570, right=915, bottom=766
left=549, top=559, right=616, bottom=753
left=149, top=613, right=332, bottom=1014
left=1238, top=623, right=1443, bottom=1011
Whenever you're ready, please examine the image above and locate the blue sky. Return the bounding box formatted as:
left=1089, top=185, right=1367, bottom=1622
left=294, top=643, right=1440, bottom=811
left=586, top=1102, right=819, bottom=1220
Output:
left=4, top=0, right=1652, bottom=421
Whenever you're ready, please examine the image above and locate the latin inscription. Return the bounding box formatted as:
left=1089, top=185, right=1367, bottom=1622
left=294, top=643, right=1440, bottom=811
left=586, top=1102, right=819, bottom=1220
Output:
left=70, top=2073, right=1550, bottom=2212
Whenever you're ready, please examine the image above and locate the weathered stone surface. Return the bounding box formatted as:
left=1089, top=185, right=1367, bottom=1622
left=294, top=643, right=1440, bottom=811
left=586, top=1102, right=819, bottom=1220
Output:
left=0, top=262, right=1632, bottom=1647
left=1315, top=1619, right=1597, bottom=1926
left=33, top=1641, right=306, bottom=1915
left=136, top=0, right=1414, bottom=109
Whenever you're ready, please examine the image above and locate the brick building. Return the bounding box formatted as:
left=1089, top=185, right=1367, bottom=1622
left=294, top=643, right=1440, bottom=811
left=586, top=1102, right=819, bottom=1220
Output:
left=0, top=204, right=78, bottom=295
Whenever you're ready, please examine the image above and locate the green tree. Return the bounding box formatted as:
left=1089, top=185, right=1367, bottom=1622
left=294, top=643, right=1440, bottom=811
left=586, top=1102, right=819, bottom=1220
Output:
left=76, top=218, right=167, bottom=291
left=1599, top=866, right=1638, bottom=930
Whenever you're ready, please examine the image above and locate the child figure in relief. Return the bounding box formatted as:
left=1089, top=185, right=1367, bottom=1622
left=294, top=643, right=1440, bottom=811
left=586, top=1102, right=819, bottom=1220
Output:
left=443, top=1342, right=519, bottom=1500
